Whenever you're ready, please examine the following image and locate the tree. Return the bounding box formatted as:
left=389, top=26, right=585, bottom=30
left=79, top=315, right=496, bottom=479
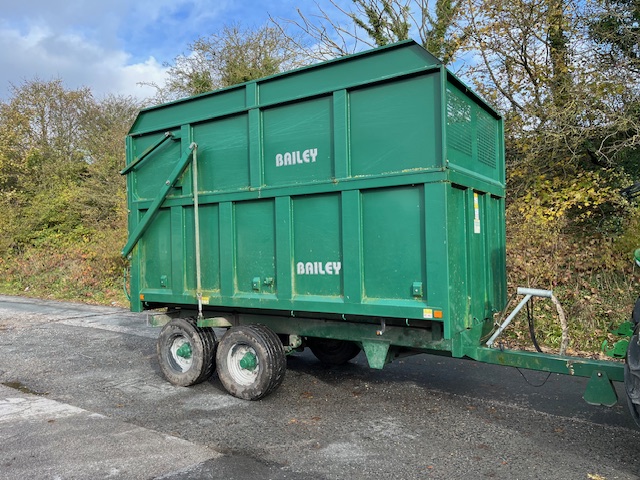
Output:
left=590, top=0, right=640, bottom=74
left=144, top=24, right=304, bottom=103
left=0, top=103, right=29, bottom=193
left=7, top=78, right=94, bottom=165
left=0, top=79, right=140, bottom=252
left=79, top=94, right=142, bottom=228
left=349, top=0, right=411, bottom=47
left=588, top=0, right=640, bottom=177
left=460, top=0, right=639, bottom=177
left=272, top=0, right=464, bottom=64
left=0, top=78, right=97, bottom=213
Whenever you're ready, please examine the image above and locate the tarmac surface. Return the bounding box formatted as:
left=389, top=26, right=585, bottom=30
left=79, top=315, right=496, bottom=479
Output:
left=0, top=294, right=639, bottom=479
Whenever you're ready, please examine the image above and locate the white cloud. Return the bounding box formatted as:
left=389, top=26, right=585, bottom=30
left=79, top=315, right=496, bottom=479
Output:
left=0, top=0, right=312, bottom=103
left=0, top=0, right=234, bottom=102
left=0, top=21, right=168, bottom=101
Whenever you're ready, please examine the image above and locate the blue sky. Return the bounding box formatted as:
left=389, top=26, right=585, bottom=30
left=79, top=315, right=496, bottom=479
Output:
left=0, top=0, right=322, bottom=102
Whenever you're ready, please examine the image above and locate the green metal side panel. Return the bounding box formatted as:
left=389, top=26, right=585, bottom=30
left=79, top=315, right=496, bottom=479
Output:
left=350, top=75, right=441, bottom=175
left=263, top=97, right=333, bottom=185
left=140, top=208, right=171, bottom=291
left=248, top=41, right=441, bottom=107
left=123, top=40, right=507, bottom=354
left=361, top=186, right=425, bottom=301
left=292, top=193, right=342, bottom=298
left=192, top=114, right=250, bottom=192
left=130, top=88, right=246, bottom=137
left=134, top=133, right=182, bottom=201
left=445, top=184, right=471, bottom=336
left=184, top=204, right=220, bottom=293
left=234, top=200, right=276, bottom=295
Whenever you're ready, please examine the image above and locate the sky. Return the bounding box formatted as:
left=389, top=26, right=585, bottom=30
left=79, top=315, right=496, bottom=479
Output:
left=0, top=0, right=312, bottom=102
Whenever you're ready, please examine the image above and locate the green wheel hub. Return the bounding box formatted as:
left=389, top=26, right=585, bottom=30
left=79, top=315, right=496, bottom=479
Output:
left=239, top=351, right=258, bottom=371
left=176, top=342, right=193, bottom=359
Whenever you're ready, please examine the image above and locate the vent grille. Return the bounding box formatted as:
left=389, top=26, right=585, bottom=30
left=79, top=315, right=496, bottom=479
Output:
left=447, top=88, right=472, bottom=157
left=477, top=109, right=497, bottom=169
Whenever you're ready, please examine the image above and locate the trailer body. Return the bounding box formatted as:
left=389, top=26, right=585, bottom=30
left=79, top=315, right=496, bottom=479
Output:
left=123, top=40, right=624, bottom=405
left=125, top=40, right=505, bottom=350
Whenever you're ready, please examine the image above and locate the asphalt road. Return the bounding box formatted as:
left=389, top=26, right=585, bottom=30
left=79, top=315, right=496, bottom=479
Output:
left=0, top=294, right=639, bottom=480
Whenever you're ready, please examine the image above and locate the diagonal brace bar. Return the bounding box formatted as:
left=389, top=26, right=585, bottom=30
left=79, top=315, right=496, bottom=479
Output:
left=121, top=143, right=196, bottom=258
left=120, top=132, right=173, bottom=175
left=486, top=294, right=533, bottom=347
left=486, top=287, right=554, bottom=348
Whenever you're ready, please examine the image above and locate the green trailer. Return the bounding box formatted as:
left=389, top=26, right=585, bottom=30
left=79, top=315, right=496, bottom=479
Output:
left=122, top=40, right=635, bottom=416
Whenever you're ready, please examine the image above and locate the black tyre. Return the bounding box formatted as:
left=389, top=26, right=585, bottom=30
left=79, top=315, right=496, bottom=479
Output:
left=626, top=324, right=640, bottom=427
left=216, top=324, right=286, bottom=400
left=632, top=297, right=640, bottom=326
left=157, top=318, right=217, bottom=387
left=307, top=337, right=361, bottom=366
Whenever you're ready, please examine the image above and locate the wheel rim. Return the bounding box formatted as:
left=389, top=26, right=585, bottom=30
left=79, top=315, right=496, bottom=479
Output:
left=168, top=335, right=193, bottom=372
left=227, top=343, right=259, bottom=386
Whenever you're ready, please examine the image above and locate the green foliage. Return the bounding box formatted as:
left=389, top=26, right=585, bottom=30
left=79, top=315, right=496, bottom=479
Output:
left=0, top=79, right=139, bottom=306
left=590, top=0, right=640, bottom=73
left=146, top=23, right=303, bottom=102
left=516, top=169, right=630, bottom=233
left=276, top=0, right=463, bottom=64
left=349, top=0, right=411, bottom=46
left=216, top=25, right=285, bottom=86
left=505, top=200, right=640, bottom=354
left=424, top=0, right=462, bottom=63
left=0, top=230, right=128, bottom=305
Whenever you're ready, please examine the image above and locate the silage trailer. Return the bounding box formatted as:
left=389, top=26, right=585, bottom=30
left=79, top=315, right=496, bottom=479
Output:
left=121, top=40, right=640, bottom=423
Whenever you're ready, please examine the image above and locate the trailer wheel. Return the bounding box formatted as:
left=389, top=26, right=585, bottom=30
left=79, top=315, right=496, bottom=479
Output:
left=216, top=324, right=286, bottom=400
left=307, top=338, right=361, bottom=366
left=157, top=318, right=217, bottom=387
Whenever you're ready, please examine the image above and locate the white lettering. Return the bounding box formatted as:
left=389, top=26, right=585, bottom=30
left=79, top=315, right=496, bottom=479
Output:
left=296, top=260, right=342, bottom=275
left=275, top=148, right=319, bottom=168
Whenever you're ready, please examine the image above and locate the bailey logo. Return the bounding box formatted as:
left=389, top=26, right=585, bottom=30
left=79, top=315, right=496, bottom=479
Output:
left=296, top=261, right=341, bottom=275
left=276, top=148, right=318, bottom=167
